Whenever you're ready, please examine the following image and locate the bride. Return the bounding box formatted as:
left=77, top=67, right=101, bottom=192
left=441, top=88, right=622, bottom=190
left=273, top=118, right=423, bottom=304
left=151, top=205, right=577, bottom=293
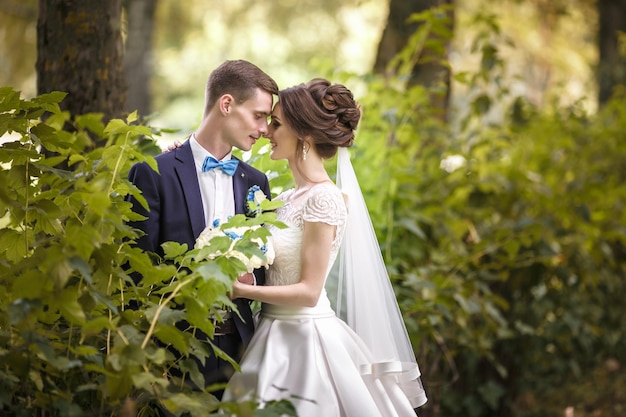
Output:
left=224, top=78, right=427, bottom=416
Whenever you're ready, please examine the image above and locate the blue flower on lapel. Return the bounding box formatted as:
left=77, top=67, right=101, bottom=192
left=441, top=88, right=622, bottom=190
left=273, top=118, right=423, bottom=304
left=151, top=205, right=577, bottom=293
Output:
left=245, top=185, right=268, bottom=217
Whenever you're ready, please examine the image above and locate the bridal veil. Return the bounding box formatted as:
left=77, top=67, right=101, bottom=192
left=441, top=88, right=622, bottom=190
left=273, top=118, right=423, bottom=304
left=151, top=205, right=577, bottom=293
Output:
left=328, top=147, right=427, bottom=408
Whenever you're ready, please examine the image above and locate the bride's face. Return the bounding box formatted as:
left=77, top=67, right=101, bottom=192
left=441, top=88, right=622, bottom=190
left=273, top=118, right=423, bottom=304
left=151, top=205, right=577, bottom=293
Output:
left=266, top=103, right=299, bottom=161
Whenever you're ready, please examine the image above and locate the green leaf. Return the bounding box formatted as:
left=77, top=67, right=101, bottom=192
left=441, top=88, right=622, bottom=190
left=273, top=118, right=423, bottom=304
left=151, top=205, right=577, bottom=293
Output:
left=144, top=305, right=186, bottom=326
left=28, top=370, right=44, bottom=391
left=75, top=113, right=105, bottom=137
left=153, top=325, right=189, bottom=355
left=160, top=392, right=220, bottom=415
left=126, top=110, right=138, bottom=124
left=32, top=90, right=67, bottom=106
left=0, top=86, right=21, bottom=112
left=0, top=228, right=26, bottom=263
left=103, top=368, right=135, bottom=399
left=195, top=263, right=231, bottom=286
left=162, top=241, right=189, bottom=259
left=81, top=316, right=116, bottom=339
left=131, top=371, right=168, bottom=391
left=54, top=288, right=87, bottom=324
left=11, top=269, right=50, bottom=299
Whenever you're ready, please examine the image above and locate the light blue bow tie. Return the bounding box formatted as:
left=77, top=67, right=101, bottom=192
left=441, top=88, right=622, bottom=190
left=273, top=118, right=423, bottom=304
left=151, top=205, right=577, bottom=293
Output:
left=201, top=156, right=239, bottom=176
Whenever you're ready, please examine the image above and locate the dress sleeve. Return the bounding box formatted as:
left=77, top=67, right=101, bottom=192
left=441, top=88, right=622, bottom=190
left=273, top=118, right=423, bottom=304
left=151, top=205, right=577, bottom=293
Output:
left=302, top=185, right=346, bottom=227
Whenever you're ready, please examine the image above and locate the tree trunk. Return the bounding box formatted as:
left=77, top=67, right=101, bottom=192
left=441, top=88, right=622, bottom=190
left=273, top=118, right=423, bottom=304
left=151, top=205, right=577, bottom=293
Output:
left=598, top=0, right=626, bottom=106
left=37, top=0, right=126, bottom=123
left=123, top=0, right=157, bottom=118
left=374, top=0, right=454, bottom=119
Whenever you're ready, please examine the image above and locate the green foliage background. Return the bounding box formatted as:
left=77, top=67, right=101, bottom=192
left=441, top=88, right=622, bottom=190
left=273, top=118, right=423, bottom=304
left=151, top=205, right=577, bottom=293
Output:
left=1, top=10, right=625, bottom=417
left=346, top=12, right=626, bottom=417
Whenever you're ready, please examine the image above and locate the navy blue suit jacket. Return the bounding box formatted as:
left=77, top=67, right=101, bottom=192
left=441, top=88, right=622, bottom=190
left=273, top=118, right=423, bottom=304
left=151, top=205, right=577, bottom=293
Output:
left=127, top=139, right=270, bottom=347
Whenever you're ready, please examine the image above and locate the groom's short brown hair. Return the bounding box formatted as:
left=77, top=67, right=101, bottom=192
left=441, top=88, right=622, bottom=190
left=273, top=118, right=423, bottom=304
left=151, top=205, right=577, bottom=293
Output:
left=204, top=60, right=278, bottom=116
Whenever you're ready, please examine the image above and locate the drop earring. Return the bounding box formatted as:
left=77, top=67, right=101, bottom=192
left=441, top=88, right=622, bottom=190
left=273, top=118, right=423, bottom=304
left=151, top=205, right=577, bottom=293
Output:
left=302, top=142, right=308, bottom=160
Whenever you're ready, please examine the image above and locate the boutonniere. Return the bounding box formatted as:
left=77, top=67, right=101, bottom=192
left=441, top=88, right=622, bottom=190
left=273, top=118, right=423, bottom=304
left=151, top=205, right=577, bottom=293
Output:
left=245, top=185, right=269, bottom=217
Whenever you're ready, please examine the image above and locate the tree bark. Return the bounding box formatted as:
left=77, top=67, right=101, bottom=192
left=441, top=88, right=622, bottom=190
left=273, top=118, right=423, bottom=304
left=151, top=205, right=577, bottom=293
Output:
left=598, top=0, right=626, bottom=106
left=123, top=0, right=158, bottom=118
left=374, top=0, right=454, bottom=119
left=37, top=0, right=126, bottom=123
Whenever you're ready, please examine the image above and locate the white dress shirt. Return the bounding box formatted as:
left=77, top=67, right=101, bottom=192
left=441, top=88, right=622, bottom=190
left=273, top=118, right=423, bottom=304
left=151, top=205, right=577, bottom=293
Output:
left=189, top=135, right=235, bottom=227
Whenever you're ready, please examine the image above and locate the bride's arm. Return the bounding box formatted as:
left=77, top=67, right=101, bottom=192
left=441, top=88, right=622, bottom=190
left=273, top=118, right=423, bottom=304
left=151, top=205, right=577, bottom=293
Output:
left=232, top=220, right=334, bottom=307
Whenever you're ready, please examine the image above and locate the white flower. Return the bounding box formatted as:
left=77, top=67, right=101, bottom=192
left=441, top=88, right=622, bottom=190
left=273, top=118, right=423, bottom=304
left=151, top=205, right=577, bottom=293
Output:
left=195, top=219, right=274, bottom=273
left=440, top=154, right=466, bottom=173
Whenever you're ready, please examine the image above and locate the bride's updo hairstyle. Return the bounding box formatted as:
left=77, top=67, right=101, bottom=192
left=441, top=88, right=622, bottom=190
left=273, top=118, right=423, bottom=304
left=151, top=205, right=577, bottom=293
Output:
left=278, top=78, right=361, bottom=159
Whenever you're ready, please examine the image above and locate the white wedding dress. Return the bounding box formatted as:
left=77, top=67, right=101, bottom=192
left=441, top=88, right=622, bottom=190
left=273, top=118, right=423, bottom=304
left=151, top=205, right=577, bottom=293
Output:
left=223, top=183, right=422, bottom=417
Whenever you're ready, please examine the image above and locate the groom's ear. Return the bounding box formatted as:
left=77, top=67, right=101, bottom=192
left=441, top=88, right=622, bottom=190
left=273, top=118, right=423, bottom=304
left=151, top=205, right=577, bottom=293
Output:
left=218, top=94, right=234, bottom=116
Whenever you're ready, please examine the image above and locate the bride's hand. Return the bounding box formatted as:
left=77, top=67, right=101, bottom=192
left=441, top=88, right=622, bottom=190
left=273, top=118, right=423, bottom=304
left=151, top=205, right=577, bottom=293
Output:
left=232, top=279, right=245, bottom=299
left=162, top=140, right=183, bottom=153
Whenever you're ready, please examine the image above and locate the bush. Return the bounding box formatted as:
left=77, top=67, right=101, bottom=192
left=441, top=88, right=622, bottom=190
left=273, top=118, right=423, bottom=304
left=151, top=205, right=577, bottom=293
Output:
left=0, top=87, right=289, bottom=417
left=344, top=13, right=626, bottom=417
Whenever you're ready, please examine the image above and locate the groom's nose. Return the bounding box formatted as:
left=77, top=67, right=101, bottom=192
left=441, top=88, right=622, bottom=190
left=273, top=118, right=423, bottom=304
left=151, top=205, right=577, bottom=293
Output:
left=259, top=120, right=269, bottom=136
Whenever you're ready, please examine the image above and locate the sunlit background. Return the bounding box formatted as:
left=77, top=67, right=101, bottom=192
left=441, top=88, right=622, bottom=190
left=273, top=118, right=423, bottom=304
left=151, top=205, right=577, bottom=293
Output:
left=0, top=0, right=597, bottom=143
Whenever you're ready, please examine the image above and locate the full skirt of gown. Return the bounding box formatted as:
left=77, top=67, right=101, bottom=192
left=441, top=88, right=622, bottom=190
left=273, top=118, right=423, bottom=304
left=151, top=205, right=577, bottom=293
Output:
left=223, top=298, right=419, bottom=417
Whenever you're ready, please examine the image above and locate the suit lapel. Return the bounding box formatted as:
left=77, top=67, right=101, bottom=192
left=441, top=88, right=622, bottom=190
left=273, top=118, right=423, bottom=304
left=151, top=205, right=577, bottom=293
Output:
left=175, top=140, right=206, bottom=238
left=233, top=158, right=246, bottom=215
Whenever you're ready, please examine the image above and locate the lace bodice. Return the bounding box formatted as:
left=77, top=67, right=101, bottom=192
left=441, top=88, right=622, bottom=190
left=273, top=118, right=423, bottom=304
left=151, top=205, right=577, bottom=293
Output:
left=266, top=183, right=347, bottom=287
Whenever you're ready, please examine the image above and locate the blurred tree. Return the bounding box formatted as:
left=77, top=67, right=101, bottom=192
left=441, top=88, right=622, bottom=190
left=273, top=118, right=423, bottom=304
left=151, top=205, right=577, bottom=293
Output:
left=0, top=0, right=37, bottom=95
left=123, top=0, right=158, bottom=118
left=374, top=0, right=454, bottom=119
left=597, top=0, right=626, bottom=106
left=36, top=0, right=126, bottom=125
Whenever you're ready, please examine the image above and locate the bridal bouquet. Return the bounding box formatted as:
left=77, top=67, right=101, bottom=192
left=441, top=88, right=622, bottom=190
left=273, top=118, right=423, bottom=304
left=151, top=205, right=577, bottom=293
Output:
left=195, top=218, right=275, bottom=273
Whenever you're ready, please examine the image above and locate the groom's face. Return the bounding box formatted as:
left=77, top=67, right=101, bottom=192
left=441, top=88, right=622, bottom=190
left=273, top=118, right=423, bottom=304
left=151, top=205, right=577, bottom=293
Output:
left=224, top=88, right=273, bottom=152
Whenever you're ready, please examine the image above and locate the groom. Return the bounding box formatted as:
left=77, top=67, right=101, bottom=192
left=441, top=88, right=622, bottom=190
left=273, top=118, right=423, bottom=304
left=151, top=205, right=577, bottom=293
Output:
left=127, top=60, right=278, bottom=392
